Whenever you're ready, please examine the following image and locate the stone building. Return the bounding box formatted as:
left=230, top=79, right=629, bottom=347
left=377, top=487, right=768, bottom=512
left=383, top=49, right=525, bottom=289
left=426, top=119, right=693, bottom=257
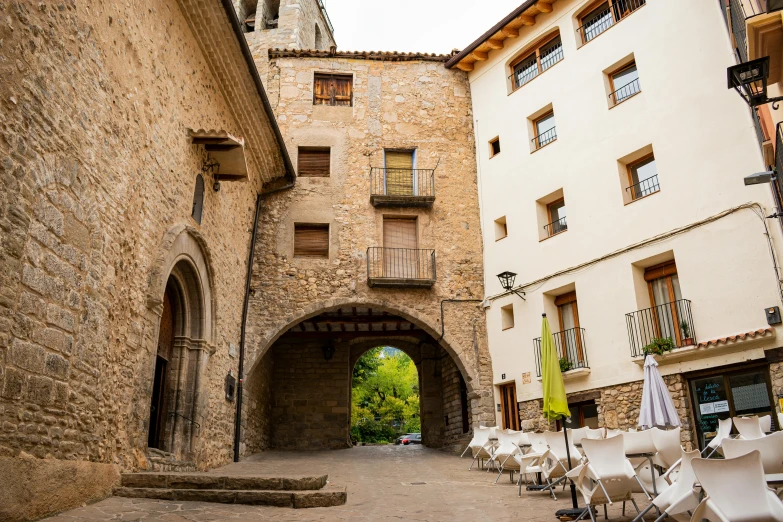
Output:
left=0, top=1, right=293, bottom=519
left=236, top=30, right=496, bottom=451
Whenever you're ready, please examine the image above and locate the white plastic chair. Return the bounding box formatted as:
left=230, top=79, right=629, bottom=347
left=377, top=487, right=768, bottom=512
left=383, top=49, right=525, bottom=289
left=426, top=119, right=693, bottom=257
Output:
left=585, top=427, right=605, bottom=440
left=735, top=416, right=766, bottom=440
left=569, top=427, right=589, bottom=447
left=623, top=430, right=662, bottom=496
left=464, top=426, right=494, bottom=470
left=606, top=428, right=622, bottom=438
left=632, top=448, right=700, bottom=522
left=760, top=414, right=772, bottom=433
left=567, top=435, right=649, bottom=522
left=491, top=429, right=522, bottom=483
left=651, top=427, right=682, bottom=479
left=528, top=432, right=549, bottom=454
left=723, top=431, right=783, bottom=474
left=691, top=450, right=783, bottom=522
left=702, top=417, right=733, bottom=458
left=545, top=430, right=583, bottom=470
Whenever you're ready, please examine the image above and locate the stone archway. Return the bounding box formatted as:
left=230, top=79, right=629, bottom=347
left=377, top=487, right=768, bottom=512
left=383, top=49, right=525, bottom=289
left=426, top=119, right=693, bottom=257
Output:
left=144, top=225, right=216, bottom=463
left=242, top=302, right=491, bottom=455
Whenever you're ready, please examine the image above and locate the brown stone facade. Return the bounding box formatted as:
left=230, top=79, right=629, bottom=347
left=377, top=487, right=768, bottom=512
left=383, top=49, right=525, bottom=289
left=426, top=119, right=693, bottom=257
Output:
left=517, top=374, right=697, bottom=450
left=0, top=0, right=289, bottom=517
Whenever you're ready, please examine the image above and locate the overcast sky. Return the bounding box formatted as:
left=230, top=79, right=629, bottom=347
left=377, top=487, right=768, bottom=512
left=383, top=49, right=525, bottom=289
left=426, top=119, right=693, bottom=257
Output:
left=322, top=0, right=524, bottom=54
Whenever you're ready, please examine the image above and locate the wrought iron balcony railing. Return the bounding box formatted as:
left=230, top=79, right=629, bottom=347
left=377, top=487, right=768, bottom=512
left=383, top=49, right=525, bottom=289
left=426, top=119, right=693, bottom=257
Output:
left=729, top=0, right=749, bottom=62
left=544, top=216, right=567, bottom=237
left=532, top=127, right=557, bottom=150
left=370, top=168, right=435, bottom=207
left=509, top=44, right=564, bottom=91
left=626, top=174, right=659, bottom=201
left=576, top=0, right=646, bottom=45
left=367, top=247, right=436, bottom=288
left=609, top=78, right=641, bottom=105
left=534, top=328, right=589, bottom=377
left=625, top=299, right=695, bottom=358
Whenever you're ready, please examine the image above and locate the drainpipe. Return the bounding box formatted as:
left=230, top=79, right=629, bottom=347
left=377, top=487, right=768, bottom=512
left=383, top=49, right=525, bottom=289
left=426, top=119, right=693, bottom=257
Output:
left=233, top=179, right=295, bottom=462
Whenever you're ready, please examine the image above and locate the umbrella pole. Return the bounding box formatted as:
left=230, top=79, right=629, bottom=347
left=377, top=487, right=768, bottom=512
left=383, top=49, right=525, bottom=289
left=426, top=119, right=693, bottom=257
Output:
left=555, top=420, right=587, bottom=520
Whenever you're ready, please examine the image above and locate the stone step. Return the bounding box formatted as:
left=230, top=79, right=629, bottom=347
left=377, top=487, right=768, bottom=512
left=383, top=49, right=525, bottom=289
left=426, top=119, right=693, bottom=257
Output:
left=121, top=472, right=329, bottom=491
left=114, top=485, right=347, bottom=508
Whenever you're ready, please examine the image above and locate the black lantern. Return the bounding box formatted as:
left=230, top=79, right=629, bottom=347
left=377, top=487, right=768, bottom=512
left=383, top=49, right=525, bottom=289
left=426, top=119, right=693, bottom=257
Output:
left=322, top=342, right=336, bottom=361
left=497, top=271, right=526, bottom=300
left=727, top=56, right=781, bottom=107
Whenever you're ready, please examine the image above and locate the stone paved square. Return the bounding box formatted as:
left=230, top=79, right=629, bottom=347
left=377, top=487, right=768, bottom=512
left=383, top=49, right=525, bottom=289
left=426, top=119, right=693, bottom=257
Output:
left=44, top=446, right=650, bottom=521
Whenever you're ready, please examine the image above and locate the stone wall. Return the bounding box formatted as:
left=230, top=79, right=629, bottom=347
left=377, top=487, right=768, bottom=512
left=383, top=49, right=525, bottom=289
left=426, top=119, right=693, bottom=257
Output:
left=240, top=51, right=496, bottom=449
left=0, top=0, right=286, bottom=501
left=441, top=355, right=472, bottom=452
left=517, top=374, right=696, bottom=450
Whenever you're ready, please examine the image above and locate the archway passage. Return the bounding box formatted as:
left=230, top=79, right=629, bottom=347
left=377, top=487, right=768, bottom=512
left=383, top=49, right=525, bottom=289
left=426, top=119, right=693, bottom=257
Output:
left=243, top=306, right=473, bottom=453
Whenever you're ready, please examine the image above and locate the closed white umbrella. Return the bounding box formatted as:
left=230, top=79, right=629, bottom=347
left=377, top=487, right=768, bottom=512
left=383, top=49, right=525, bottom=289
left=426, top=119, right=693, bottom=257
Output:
left=638, top=354, right=681, bottom=429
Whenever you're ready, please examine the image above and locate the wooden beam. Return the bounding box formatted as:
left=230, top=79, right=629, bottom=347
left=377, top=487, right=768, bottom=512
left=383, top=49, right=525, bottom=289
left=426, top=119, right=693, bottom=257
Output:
left=536, top=1, right=553, bottom=13
left=471, top=50, right=489, bottom=61
left=486, top=39, right=504, bottom=50
left=501, top=27, right=519, bottom=38
left=310, top=317, right=411, bottom=325
left=516, top=14, right=536, bottom=26
left=456, top=61, right=474, bottom=72
left=282, top=331, right=429, bottom=340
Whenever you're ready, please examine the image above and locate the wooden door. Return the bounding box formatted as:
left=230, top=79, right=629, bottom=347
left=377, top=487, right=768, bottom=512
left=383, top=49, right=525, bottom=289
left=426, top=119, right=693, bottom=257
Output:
left=383, top=218, right=417, bottom=278
left=384, top=151, right=415, bottom=196
left=500, top=382, right=520, bottom=431
left=148, top=290, right=174, bottom=449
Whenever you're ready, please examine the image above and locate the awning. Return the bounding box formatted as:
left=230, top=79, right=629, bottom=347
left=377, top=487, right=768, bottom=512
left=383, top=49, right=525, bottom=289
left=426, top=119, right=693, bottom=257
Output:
left=187, top=129, right=248, bottom=181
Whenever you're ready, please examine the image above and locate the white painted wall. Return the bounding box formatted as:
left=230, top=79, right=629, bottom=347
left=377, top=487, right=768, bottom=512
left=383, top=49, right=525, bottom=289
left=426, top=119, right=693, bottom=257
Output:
left=466, top=0, right=783, bottom=408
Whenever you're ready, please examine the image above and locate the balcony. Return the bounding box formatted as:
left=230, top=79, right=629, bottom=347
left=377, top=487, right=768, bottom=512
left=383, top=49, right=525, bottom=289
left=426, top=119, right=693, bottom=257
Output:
left=543, top=216, right=567, bottom=238
left=532, top=127, right=557, bottom=151
left=729, top=0, right=783, bottom=80
left=367, top=247, right=436, bottom=288
left=370, top=168, right=435, bottom=207
left=609, top=78, right=641, bottom=105
left=534, top=328, right=590, bottom=378
left=625, top=299, right=696, bottom=358
left=626, top=174, right=659, bottom=201
left=576, top=0, right=646, bottom=45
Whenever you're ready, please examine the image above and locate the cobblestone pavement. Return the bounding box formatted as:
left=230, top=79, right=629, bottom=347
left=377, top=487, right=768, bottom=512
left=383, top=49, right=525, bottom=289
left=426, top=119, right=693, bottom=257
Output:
left=45, top=445, right=653, bottom=521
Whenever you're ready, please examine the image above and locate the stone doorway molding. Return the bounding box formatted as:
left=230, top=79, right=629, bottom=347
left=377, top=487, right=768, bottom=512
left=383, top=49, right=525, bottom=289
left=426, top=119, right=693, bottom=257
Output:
left=144, top=224, right=216, bottom=462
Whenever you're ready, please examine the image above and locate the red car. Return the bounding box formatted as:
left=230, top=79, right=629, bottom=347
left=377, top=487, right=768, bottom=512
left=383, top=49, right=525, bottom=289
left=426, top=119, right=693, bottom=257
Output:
left=397, top=433, right=422, bottom=445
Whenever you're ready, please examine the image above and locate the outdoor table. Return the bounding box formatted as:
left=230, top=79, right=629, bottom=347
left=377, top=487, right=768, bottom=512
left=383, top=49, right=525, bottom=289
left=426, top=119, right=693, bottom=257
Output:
left=766, top=473, right=783, bottom=486
left=626, top=452, right=658, bottom=496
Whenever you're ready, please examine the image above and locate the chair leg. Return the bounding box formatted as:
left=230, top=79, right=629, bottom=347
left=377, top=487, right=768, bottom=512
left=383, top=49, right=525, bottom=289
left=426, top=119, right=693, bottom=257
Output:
left=623, top=502, right=626, bottom=517
left=469, top=455, right=479, bottom=471
left=632, top=503, right=655, bottom=522
left=575, top=507, right=590, bottom=521
left=546, top=478, right=557, bottom=500
left=603, top=504, right=608, bottom=520
left=633, top=475, right=652, bottom=501
left=460, top=446, right=470, bottom=458
left=653, top=511, right=668, bottom=522
left=589, top=506, right=597, bottom=522
left=494, top=467, right=503, bottom=484
left=631, top=498, right=641, bottom=515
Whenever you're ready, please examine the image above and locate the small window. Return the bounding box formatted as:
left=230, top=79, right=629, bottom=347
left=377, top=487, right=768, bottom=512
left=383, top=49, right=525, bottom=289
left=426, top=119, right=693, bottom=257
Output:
left=298, top=147, right=330, bottom=177
left=510, top=32, right=563, bottom=91
left=609, top=62, right=641, bottom=105
left=644, top=261, right=684, bottom=344
left=294, top=224, right=329, bottom=258
left=533, top=112, right=557, bottom=150
left=191, top=174, right=204, bottom=225
left=501, top=304, right=515, bottom=330
left=546, top=199, right=567, bottom=237
left=577, top=0, right=646, bottom=45
left=627, top=155, right=659, bottom=201
left=494, top=216, right=508, bottom=241
left=489, top=137, right=501, bottom=158
left=313, top=73, right=353, bottom=107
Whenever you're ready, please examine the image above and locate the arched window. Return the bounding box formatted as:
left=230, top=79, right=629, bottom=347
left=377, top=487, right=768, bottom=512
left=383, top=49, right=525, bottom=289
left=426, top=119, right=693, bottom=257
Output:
left=314, top=24, right=323, bottom=50
left=192, top=174, right=204, bottom=225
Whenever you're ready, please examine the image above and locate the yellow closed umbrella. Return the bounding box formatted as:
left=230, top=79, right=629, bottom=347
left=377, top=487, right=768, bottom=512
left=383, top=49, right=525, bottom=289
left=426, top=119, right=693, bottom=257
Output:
left=541, top=313, right=570, bottom=421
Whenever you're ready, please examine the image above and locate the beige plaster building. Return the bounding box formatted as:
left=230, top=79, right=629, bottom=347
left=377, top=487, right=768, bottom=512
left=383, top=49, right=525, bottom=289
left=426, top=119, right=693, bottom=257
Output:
left=449, top=0, right=783, bottom=449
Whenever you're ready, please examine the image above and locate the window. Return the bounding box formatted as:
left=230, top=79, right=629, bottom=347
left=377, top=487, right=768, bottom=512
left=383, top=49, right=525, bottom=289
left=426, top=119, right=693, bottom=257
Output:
left=314, top=24, right=323, bottom=50
left=533, top=112, right=557, bottom=150
left=555, top=291, right=584, bottom=365
left=489, top=137, right=501, bottom=158
left=609, top=62, right=641, bottom=105
left=383, top=217, right=418, bottom=278
left=294, top=224, right=329, bottom=258
left=546, top=199, right=567, bottom=236
left=501, top=304, right=515, bottom=330
left=644, top=261, right=683, bottom=344
left=264, top=0, right=279, bottom=28
left=577, top=0, right=646, bottom=44
left=313, top=73, right=352, bottom=107
left=298, top=147, right=330, bottom=177
left=510, top=32, right=564, bottom=91
left=560, top=401, right=599, bottom=429
left=494, top=216, right=508, bottom=241
left=627, top=154, right=659, bottom=201
left=191, top=174, right=204, bottom=225
left=384, top=150, right=416, bottom=196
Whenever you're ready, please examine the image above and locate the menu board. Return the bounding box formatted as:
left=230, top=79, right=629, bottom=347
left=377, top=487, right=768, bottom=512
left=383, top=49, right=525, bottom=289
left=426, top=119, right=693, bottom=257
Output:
left=692, top=377, right=729, bottom=441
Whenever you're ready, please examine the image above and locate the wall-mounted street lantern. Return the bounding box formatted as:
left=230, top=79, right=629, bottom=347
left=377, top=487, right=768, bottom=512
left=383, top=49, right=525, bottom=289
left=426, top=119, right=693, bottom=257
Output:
left=728, top=56, right=783, bottom=108
left=322, top=342, right=336, bottom=361
left=497, top=271, right=526, bottom=300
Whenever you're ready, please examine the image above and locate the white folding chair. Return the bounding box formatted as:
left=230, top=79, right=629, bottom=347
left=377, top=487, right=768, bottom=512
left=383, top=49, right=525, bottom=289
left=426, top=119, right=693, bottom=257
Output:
left=491, top=429, right=522, bottom=483
left=723, top=431, right=783, bottom=475
left=465, top=426, right=495, bottom=470
left=606, top=428, right=623, bottom=438
left=585, top=427, right=605, bottom=440
left=734, top=416, right=765, bottom=440
left=569, top=427, right=589, bottom=447
left=632, top=449, right=700, bottom=522
left=568, top=435, right=649, bottom=522
left=623, top=430, right=663, bottom=496
left=702, top=417, right=733, bottom=458
left=760, top=414, right=772, bottom=434
left=651, top=427, right=682, bottom=482
left=691, top=450, right=783, bottom=522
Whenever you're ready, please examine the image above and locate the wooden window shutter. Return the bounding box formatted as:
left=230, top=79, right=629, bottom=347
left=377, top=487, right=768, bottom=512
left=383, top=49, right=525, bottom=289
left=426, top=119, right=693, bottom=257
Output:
left=313, top=73, right=352, bottom=106
left=384, top=150, right=415, bottom=196
left=298, top=148, right=330, bottom=177
left=313, top=74, right=331, bottom=105
left=644, top=261, right=677, bottom=282
left=294, top=224, right=329, bottom=257
left=385, top=151, right=414, bottom=170
left=383, top=218, right=417, bottom=249
left=333, top=76, right=352, bottom=106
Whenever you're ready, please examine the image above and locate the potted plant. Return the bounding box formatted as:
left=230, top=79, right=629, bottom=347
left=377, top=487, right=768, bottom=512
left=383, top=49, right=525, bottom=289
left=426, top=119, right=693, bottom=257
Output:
left=680, top=320, right=695, bottom=346
left=642, top=337, right=675, bottom=357
left=559, top=357, right=573, bottom=373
